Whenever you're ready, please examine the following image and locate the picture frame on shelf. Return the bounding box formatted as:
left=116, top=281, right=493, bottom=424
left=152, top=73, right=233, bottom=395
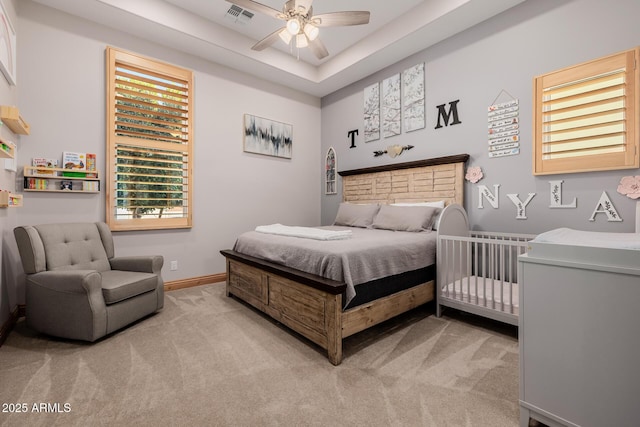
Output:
left=0, top=1, right=16, bottom=85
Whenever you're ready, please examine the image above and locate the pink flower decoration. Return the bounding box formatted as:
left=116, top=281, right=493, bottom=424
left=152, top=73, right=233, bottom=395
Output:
left=617, top=176, right=640, bottom=199
left=465, top=166, right=483, bottom=183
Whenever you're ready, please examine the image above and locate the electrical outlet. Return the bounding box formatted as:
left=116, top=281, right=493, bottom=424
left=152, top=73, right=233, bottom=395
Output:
left=170, top=260, right=178, bottom=271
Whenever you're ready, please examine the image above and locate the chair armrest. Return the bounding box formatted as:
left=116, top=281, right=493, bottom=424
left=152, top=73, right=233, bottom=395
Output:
left=110, top=256, right=163, bottom=274
left=27, top=270, right=102, bottom=294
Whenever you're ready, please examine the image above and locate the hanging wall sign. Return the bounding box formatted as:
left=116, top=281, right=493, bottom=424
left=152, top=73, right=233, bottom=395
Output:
left=488, top=94, right=520, bottom=158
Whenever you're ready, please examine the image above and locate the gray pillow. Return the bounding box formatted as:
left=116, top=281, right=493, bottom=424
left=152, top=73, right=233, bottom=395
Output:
left=334, top=203, right=380, bottom=228
left=371, top=205, right=438, bottom=232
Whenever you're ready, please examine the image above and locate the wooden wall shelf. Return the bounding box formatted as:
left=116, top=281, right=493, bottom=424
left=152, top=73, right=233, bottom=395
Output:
left=0, top=192, right=22, bottom=207
left=23, top=166, right=100, bottom=193
left=0, top=106, right=30, bottom=135
left=0, top=138, right=15, bottom=159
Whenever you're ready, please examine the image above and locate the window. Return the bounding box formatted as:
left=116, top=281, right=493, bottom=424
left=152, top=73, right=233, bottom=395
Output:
left=533, top=47, right=639, bottom=175
left=106, top=47, right=193, bottom=230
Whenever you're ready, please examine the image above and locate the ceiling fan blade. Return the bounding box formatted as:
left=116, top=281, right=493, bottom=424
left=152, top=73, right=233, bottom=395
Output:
left=252, top=27, right=287, bottom=51
left=226, top=0, right=285, bottom=20
left=308, top=37, right=329, bottom=60
left=312, top=11, right=370, bottom=27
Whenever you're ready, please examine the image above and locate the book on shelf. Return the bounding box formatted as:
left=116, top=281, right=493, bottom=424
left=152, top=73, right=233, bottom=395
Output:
left=62, top=151, right=86, bottom=177
left=86, top=153, right=97, bottom=178
left=32, top=157, right=59, bottom=174
left=82, top=181, right=99, bottom=192
left=60, top=180, right=73, bottom=191
left=26, top=178, right=49, bottom=190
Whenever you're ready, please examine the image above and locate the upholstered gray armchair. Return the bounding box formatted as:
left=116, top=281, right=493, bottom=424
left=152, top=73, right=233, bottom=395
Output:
left=14, top=222, right=164, bottom=341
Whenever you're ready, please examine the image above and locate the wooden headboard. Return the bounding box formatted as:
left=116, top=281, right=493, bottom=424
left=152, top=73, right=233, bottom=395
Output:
left=338, top=154, right=469, bottom=206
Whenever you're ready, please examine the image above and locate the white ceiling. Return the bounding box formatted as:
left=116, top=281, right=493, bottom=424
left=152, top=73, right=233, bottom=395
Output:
left=31, top=0, right=526, bottom=97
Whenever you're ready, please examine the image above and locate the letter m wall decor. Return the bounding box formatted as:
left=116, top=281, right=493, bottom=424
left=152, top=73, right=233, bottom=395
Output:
left=435, top=100, right=462, bottom=129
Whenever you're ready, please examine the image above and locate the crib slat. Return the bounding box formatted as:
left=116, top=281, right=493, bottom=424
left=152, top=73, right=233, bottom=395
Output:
left=500, top=242, right=505, bottom=312
left=473, top=240, right=478, bottom=304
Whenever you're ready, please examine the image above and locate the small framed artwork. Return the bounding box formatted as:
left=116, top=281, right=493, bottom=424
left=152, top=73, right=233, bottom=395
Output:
left=325, top=146, right=337, bottom=195
left=0, top=1, right=16, bottom=86
left=243, top=114, right=292, bottom=159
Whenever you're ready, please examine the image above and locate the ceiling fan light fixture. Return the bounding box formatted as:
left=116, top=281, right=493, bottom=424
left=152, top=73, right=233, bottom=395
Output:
left=278, top=28, right=292, bottom=44
left=295, top=33, right=308, bottom=48
left=239, top=0, right=371, bottom=60
left=303, top=23, right=319, bottom=41
left=286, top=18, right=301, bottom=35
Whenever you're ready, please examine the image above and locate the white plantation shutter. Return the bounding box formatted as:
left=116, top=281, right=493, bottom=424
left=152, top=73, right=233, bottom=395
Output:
left=106, top=47, right=193, bottom=230
left=533, top=48, right=639, bottom=175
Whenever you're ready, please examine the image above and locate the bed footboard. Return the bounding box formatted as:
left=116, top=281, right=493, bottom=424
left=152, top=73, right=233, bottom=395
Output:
left=221, top=250, right=434, bottom=365
left=221, top=249, right=347, bottom=365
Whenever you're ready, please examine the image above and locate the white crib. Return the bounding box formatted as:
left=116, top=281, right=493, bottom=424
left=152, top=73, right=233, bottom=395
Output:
left=436, top=205, right=535, bottom=325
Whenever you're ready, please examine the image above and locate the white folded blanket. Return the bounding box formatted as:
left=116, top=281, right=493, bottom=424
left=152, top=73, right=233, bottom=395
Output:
left=255, top=224, right=352, bottom=241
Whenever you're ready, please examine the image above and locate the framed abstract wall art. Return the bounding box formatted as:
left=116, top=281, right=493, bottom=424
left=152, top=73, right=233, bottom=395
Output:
left=243, top=114, right=292, bottom=159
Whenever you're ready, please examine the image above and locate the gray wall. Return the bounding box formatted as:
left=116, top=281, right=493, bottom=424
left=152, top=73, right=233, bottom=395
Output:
left=0, top=0, right=321, bottom=326
left=321, top=0, right=640, bottom=235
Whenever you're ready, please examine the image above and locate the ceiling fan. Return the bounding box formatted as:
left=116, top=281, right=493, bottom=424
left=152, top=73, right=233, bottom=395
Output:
left=226, top=0, right=371, bottom=59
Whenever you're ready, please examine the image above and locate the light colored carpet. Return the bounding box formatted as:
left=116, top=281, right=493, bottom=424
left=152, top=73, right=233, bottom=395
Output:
left=0, top=283, right=519, bottom=426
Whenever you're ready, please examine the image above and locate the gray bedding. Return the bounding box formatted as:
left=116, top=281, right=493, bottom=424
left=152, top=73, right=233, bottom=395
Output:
left=233, top=226, right=437, bottom=306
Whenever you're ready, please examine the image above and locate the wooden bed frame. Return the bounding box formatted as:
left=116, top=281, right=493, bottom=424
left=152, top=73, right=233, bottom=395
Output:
left=221, top=154, right=469, bottom=365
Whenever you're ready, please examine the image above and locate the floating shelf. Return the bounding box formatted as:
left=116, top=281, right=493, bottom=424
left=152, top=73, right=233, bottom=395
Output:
left=23, top=165, right=100, bottom=193
left=0, top=192, right=22, bottom=207
left=0, top=136, right=15, bottom=158
left=0, top=106, right=30, bottom=135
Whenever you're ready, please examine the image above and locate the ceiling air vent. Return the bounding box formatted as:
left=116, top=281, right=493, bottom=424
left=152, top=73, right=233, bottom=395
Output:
left=225, top=4, right=254, bottom=25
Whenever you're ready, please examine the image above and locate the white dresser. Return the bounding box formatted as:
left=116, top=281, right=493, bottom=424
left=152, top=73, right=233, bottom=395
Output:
left=518, top=236, right=640, bottom=427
